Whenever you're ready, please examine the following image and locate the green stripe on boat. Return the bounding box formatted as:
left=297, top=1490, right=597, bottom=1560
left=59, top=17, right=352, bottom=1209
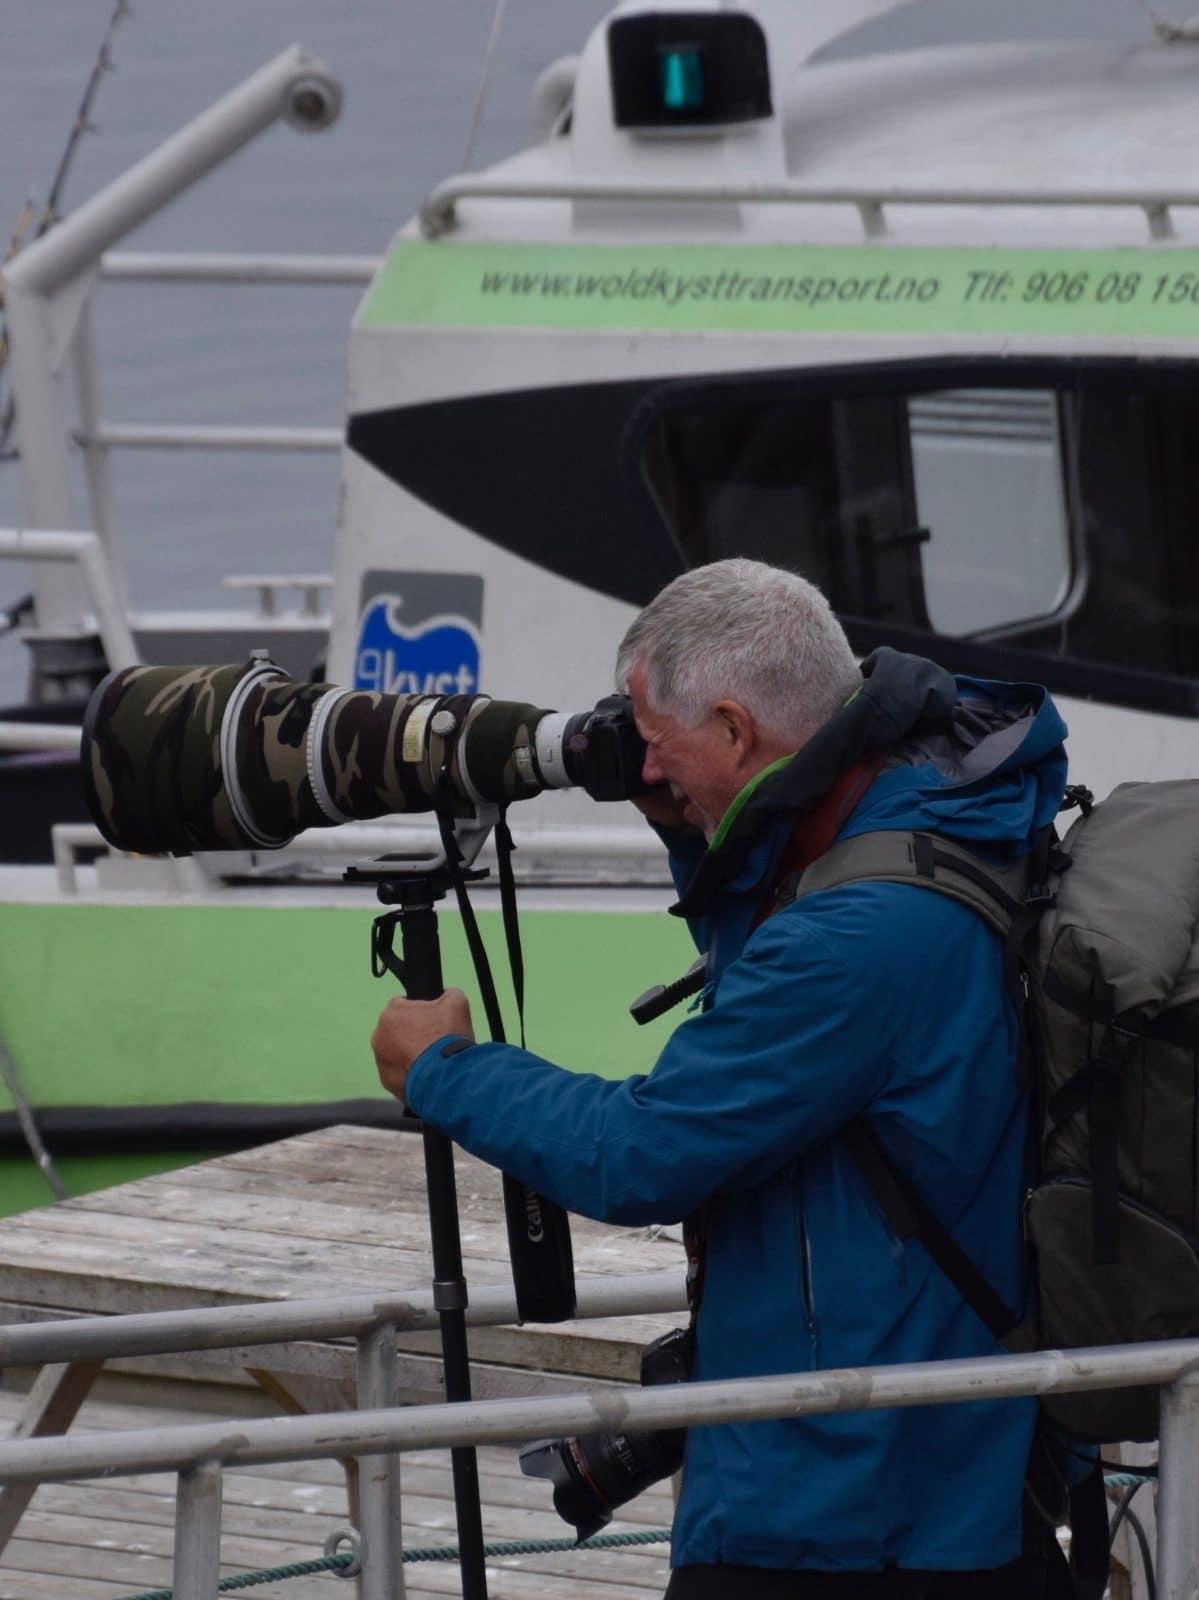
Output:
left=360, top=240, right=1199, bottom=339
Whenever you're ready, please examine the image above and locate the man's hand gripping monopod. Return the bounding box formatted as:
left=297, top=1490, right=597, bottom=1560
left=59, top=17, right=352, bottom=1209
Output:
left=347, top=800, right=577, bottom=1326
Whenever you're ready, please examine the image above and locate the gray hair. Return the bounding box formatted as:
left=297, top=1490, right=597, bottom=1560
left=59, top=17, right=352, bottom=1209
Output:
left=615, top=559, right=860, bottom=745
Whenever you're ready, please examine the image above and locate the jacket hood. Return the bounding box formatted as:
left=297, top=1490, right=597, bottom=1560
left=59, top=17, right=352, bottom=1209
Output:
left=671, top=647, right=1067, bottom=920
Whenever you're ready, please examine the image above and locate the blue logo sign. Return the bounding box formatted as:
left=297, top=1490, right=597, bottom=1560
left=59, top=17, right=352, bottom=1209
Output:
left=354, top=596, right=480, bottom=695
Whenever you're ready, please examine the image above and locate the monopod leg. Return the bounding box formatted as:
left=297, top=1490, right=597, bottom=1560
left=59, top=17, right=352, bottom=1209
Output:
left=396, top=888, right=489, bottom=1600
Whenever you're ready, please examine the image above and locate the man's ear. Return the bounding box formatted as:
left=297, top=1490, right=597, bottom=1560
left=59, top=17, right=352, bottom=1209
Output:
left=713, top=699, right=757, bottom=761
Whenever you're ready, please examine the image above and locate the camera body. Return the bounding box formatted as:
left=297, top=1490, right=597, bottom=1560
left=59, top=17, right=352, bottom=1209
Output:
left=519, top=1324, right=693, bottom=1541
left=532, top=693, right=651, bottom=803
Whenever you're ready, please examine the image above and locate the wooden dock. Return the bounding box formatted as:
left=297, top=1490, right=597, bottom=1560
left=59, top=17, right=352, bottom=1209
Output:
left=0, top=1126, right=686, bottom=1598
left=0, top=1373, right=675, bottom=1599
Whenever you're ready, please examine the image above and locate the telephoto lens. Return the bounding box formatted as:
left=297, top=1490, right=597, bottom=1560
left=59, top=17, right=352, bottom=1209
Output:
left=82, top=656, right=648, bottom=855
left=518, top=1326, right=692, bottom=1541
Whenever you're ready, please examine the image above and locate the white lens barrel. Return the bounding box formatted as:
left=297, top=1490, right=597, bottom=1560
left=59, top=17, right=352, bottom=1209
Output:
left=531, top=711, right=576, bottom=789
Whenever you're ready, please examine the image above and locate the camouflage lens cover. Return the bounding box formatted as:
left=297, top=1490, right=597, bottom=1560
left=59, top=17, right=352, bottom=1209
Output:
left=461, top=699, right=549, bottom=803
left=82, top=662, right=253, bottom=854
left=83, top=658, right=558, bottom=857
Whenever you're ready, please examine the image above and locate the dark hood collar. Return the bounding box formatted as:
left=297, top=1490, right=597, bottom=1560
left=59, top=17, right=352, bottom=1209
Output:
left=670, top=648, right=957, bottom=920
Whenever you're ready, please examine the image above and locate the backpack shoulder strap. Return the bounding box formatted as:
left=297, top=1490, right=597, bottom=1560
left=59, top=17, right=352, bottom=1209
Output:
left=795, top=831, right=1042, bottom=1354
left=794, top=829, right=1030, bottom=945
left=841, top=1118, right=1026, bottom=1348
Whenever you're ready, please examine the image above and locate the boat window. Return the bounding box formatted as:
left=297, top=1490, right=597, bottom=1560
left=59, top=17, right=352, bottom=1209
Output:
left=642, top=384, right=1071, bottom=640
left=637, top=364, right=1199, bottom=712
left=908, top=390, right=1070, bottom=636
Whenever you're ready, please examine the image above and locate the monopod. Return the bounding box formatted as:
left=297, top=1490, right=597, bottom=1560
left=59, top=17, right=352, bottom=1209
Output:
left=347, top=809, right=577, bottom=1600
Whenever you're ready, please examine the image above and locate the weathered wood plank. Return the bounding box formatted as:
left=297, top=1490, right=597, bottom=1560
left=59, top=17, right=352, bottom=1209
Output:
left=56, top=1179, right=677, bottom=1279
left=0, top=1205, right=676, bottom=1326
left=0, top=1537, right=669, bottom=1600
left=10, top=1497, right=669, bottom=1575
left=18, top=1467, right=671, bottom=1536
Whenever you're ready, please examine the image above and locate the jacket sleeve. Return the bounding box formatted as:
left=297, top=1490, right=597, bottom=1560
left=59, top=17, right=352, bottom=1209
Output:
left=649, top=821, right=711, bottom=952
left=404, top=900, right=903, bottom=1226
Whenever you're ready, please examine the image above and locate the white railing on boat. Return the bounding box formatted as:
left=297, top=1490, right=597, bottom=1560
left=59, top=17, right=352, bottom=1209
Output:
left=420, top=173, right=1190, bottom=241
left=0, top=529, right=137, bottom=748
left=0, top=46, right=346, bottom=641
left=0, top=1279, right=1188, bottom=1600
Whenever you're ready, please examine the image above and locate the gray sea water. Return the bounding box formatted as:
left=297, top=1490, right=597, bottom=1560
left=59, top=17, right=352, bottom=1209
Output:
left=0, top=0, right=1151, bottom=705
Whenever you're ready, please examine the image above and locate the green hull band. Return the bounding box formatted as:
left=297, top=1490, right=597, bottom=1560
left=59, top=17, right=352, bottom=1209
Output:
left=360, top=240, right=1199, bottom=339
left=0, top=902, right=691, bottom=1110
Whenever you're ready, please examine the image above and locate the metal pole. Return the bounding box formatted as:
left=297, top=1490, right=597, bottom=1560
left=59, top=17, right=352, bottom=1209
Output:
left=172, top=1460, right=223, bottom=1600
left=70, top=300, right=123, bottom=606
left=1156, top=1369, right=1199, bottom=1600
left=355, top=1326, right=405, bottom=1600
left=418, top=172, right=1198, bottom=239
left=0, top=1268, right=687, bottom=1368
left=0, top=723, right=82, bottom=752
left=2, top=282, right=80, bottom=626
left=9, top=1341, right=1199, bottom=1487
left=99, top=250, right=379, bottom=285
left=393, top=880, right=489, bottom=1600
left=85, top=422, right=343, bottom=452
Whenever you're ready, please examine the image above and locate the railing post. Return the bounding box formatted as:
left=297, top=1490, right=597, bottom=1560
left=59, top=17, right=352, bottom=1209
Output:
left=172, top=1459, right=223, bottom=1600
left=356, top=1324, right=405, bottom=1600
left=1156, top=1370, right=1199, bottom=1600
left=71, top=299, right=124, bottom=607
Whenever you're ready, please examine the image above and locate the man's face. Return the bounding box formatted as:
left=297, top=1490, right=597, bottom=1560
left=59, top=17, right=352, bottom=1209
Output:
left=627, top=663, right=746, bottom=839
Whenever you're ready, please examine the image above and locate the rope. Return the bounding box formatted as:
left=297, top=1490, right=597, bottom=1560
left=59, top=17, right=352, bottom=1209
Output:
left=406, top=1527, right=670, bottom=1562
left=107, top=1489, right=1170, bottom=1600
left=115, top=1527, right=673, bottom=1599
left=0, top=1026, right=68, bottom=1200
left=460, top=0, right=511, bottom=169
left=114, top=1551, right=353, bottom=1600
left=1105, top=1471, right=1155, bottom=1488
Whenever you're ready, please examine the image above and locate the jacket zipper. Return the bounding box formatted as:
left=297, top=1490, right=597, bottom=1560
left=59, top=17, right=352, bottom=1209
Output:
left=794, top=1170, right=819, bottom=1353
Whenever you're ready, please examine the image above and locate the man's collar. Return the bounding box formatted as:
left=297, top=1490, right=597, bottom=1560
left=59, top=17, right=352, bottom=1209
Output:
left=707, top=755, right=794, bottom=853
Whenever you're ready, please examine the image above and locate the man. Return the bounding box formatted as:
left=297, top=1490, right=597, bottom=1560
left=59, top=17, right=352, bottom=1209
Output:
left=372, top=558, right=1069, bottom=1597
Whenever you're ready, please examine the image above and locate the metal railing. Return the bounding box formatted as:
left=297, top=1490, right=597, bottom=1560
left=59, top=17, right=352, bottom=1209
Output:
left=0, top=528, right=136, bottom=752
left=420, top=173, right=1190, bottom=241
left=0, top=1275, right=1191, bottom=1599
left=0, top=46, right=348, bottom=642
left=0, top=1270, right=685, bottom=1600
left=46, top=817, right=672, bottom=895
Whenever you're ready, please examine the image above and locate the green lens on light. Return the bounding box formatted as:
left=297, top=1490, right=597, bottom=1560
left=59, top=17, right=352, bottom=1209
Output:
left=660, top=46, right=704, bottom=112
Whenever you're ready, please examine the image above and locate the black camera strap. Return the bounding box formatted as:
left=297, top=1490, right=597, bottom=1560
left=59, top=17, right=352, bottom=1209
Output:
left=434, top=806, right=576, bottom=1322
left=493, top=811, right=526, bottom=1049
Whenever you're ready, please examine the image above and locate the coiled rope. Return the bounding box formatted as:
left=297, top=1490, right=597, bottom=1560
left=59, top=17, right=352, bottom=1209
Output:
left=110, top=1472, right=1163, bottom=1600
left=117, top=1526, right=672, bottom=1599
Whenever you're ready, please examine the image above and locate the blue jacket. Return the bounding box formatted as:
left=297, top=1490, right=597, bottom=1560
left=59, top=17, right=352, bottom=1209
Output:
left=406, top=673, right=1069, bottom=1574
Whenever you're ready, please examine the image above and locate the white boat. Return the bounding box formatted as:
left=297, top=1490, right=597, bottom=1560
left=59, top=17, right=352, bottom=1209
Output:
left=1, top=0, right=1198, bottom=1209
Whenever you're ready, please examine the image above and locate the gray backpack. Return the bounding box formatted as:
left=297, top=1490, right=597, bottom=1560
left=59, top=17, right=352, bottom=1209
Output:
left=798, top=779, right=1199, bottom=1444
